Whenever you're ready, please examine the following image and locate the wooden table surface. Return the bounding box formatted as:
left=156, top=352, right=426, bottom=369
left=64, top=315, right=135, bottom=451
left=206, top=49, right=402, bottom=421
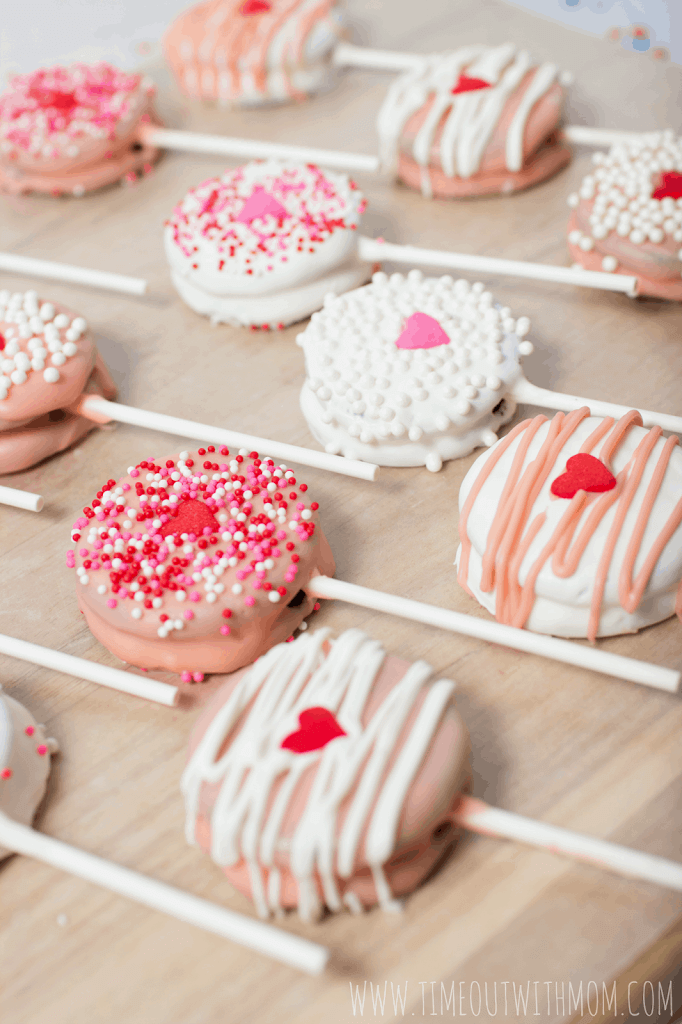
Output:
left=1, top=3, right=681, bottom=1022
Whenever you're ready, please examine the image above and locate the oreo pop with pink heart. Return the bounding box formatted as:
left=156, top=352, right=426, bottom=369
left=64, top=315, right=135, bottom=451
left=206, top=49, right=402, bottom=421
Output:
left=567, top=131, right=682, bottom=300
left=297, top=270, right=531, bottom=472
left=0, top=289, right=116, bottom=474
left=456, top=407, right=682, bottom=640
left=68, top=446, right=335, bottom=680
left=164, top=160, right=370, bottom=329
left=0, top=63, right=160, bottom=196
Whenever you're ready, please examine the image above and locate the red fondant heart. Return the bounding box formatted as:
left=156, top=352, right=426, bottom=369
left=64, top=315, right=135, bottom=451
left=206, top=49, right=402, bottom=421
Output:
left=160, top=498, right=219, bottom=538
left=395, top=312, right=450, bottom=350
left=652, top=171, right=682, bottom=201
left=550, top=453, right=617, bottom=500
left=240, top=0, right=271, bottom=15
left=281, top=707, right=346, bottom=754
left=451, top=74, right=492, bottom=95
left=236, top=186, right=288, bottom=225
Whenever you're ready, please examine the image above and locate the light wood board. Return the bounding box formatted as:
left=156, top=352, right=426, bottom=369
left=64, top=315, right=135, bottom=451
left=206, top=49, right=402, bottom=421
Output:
left=0, top=3, right=681, bottom=1022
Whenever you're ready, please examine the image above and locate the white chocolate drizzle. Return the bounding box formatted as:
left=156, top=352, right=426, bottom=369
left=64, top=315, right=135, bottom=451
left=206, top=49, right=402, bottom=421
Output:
left=182, top=628, right=456, bottom=920
left=377, top=43, right=559, bottom=196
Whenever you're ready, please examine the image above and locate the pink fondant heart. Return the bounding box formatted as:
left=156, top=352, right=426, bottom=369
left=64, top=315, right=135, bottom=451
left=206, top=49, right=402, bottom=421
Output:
left=281, top=707, right=346, bottom=754
left=395, top=312, right=450, bottom=350
left=652, top=171, right=682, bottom=201
left=160, top=498, right=220, bottom=538
left=550, top=453, right=617, bottom=500
left=236, top=186, right=287, bottom=225
left=451, top=74, right=492, bottom=95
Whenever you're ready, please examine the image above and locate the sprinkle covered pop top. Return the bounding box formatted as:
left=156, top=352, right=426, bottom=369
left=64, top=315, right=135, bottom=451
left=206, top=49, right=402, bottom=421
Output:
left=69, top=447, right=330, bottom=678
left=567, top=130, right=682, bottom=274
left=0, top=63, right=154, bottom=163
left=165, top=160, right=366, bottom=288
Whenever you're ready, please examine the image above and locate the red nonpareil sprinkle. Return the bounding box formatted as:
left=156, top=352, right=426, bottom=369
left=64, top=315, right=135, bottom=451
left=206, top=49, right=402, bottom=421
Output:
left=1, top=767, right=12, bottom=779
left=24, top=726, right=35, bottom=736
left=36, top=744, right=48, bottom=756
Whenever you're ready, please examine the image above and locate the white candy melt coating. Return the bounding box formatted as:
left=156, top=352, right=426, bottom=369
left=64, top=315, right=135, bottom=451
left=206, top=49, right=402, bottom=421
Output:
left=378, top=43, right=558, bottom=195
left=182, top=628, right=456, bottom=921
left=298, top=272, right=528, bottom=469
left=456, top=415, right=682, bottom=637
left=0, top=689, right=58, bottom=859
left=165, top=161, right=368, bottom=327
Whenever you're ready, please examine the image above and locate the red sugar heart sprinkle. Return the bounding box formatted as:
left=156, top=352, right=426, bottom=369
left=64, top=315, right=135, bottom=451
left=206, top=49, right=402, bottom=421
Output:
left=160, top=498, right=220, bottom=538
left=281, top=707, right=346, bottom=754
left=240, top=0, right=271, bottom=15
left=652, top=171, right=682, bottom=201
left=395, top=311, right=450, bottom=350
left=29, top=87, right=78, bottom=112
left=550, top=453, right=617, bottom=500
left=451, top=74, right=492, bottom=95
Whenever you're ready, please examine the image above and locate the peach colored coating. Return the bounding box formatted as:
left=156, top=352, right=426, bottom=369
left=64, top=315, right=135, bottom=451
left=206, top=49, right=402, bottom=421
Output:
left=72, top=451, right=336, bottom=675
left=187, top=643, right=470, bottom=911
left=0, top=354, right=116, bottom=474
left=458, top=408, right=682, bottom=642
left=567, top=209, right=682, bottom=301
left=164, top=0, right=337, bottom=104
left=396, top=78, right=569, bottom=198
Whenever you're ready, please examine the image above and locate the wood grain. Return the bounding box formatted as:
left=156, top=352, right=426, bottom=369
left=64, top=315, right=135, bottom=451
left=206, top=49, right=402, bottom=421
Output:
left=0, top=3, right=681, bottom=1022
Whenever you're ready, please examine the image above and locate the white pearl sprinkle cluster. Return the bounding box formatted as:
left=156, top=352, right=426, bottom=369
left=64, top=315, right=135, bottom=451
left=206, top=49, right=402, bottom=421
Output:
left=297, top=271, right=530, bottom=446
left=0, top=290, right=86, bottom=401
left=567, top=130, right=682, bottom=272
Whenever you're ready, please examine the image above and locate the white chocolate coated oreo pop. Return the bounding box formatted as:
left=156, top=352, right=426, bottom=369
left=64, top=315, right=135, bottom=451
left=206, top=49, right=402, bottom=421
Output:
left=164, top=0, right=344, bottom=107
left=456, top=409, right=682, bottom=640
left=378, top=43, right=570, bottom=199
left=0, top=290, right=116, bottom=474
left=567, top=131, right=682, bottom=300
left=183, top=627, right=469, bottom=920
left=68, top=446, right=335, bottom=680
left=164, top=161, right=370, bottom=329
left=0, top=688, right=58, bottom=859
left=0, top=64, right=160, bottom=196
left=297, top=271, right=532, bottom=471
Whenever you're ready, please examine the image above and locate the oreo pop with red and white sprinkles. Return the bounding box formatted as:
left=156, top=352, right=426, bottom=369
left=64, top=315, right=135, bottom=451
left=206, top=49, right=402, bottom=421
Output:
left=567, top=131, right=682, bottom=300
left=0, top=63, right=160, bottom=196
left=68, top=447, right=335, bottom=678
left=164, top=160, right=370, bottom=329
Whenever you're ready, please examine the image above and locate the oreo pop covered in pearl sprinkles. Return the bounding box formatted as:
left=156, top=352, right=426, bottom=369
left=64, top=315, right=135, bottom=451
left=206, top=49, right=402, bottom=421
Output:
left=297, top=271, right=532, bottom=471
left=164, top=160, right=370, bottom=329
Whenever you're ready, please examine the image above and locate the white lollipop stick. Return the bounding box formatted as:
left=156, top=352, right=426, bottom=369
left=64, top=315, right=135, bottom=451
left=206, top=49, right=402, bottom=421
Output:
left=306, top=576, right=680, bottom=692
left=0, top=485, right=43, bottom=512
left=333, top=41, right=426, bottom=72
left=562, top=125, right=650, bottom=148
left=0, top=810, right=328, bottom=974
left=511, top=378, right=682, bottom=435
left=0, top=633, right=178, bottom=707
left=358, top=237, right=639, bottom=297
left=451, top=795, right=682, bottom=892
left=0, top=253, right=147, bottom=297
left=138, top=125, right=380, bottom=174
left=76, top=395, right=379, bottom=482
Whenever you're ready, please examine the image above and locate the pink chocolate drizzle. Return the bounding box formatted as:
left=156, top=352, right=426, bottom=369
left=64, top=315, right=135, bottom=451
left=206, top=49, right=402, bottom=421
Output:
left=458, top=408, right=682, bottom=641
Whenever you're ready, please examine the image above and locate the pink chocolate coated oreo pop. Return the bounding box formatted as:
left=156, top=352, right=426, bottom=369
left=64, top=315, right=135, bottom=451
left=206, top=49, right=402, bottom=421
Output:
left=164, top=0, right=344, bottom=107
left=0, top=63, right=161, bottom=196
left=567, top=131, right=682, bottom=300
left=0, top=289, right=116, bottom=473
left=183, top=627, right=469, bottom=920
left=378, top=43, right=570, bottom=199
left=69, top=447, right=335, bottom=678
